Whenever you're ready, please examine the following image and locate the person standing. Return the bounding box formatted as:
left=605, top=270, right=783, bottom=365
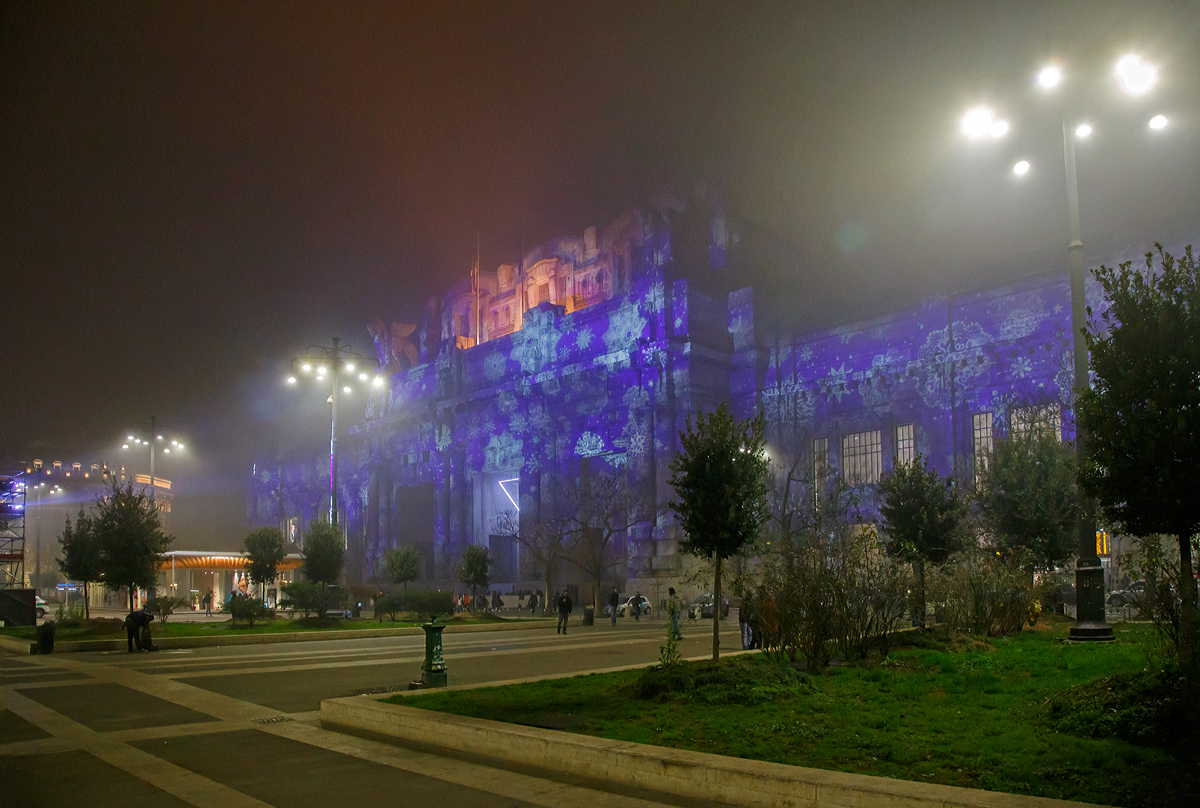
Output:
left=667, top=587, right=683, bottom=641
left=202, top=590, right=212, bottom=617
left=609, top=586, right=620, bottom=626
left=633, top=591, right=644, bottom=621
left=739, top=591, right=753, bottom=650
left=556, top=588, right=572, bottom=634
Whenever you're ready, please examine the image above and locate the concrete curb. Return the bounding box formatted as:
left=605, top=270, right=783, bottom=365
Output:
left=0, top=618, right=556, bottom=655
left=320, top=696, right=1108, bottom=808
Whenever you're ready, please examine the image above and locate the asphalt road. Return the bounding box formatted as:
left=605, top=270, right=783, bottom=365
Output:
left=2, top=615, right=740, bottom=807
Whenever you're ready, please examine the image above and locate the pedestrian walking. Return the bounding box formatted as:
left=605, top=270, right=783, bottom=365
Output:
left=202, top=590, right=212, bottom=617
left=633, top=591, right=644, bottom=621
left=125, top=608, right=154, bottom=653
left=739, top=591, right=753, bottom=649
left=667, top=587, right=683, bottom=640
left=492, top=591, right=503, bottom=611
left=609, top=586, right=620, bottom=625
left=556, top=589, right=572, bottom=634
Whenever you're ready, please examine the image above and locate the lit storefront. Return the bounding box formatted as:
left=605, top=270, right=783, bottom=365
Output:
left=156, top=551, right=304, bottom=610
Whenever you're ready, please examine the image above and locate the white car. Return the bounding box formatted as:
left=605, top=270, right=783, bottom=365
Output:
left=35, top=596, right=48, bottom=619
left=617, top=596, right=650, bottom=617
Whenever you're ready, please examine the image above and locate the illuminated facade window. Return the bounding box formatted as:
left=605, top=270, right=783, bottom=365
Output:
left=895, top=423, right=915, bottom=466
left=1011, top=404, right=1061, bottom=442
left=842, top=429, right=882, bottom=485
left=538, top=283, right=550, bottom=304
left=972, top=411, right=994, bottom=485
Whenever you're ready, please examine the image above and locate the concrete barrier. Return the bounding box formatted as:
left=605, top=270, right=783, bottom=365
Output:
left=0, top=617, right=555, bottom=654
left=320, top=695, right=1107, bottom=808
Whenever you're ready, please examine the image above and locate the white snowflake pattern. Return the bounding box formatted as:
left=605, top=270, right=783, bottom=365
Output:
left=575, top=328, right=594, bottom=351
left=509, top=411, right=528, bottom=435
left=1011, top=356, right=1034, bottom=379
left=483, top=353, right=508, bottom=382
left=604, top=302, right=647, bottom=351
left=575, top=431, right=606, bottom=457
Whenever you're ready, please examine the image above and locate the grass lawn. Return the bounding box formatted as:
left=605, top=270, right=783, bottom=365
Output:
left=394, top=616, right=1194, bottom=807
left=1, top=611, right=538, bottom=641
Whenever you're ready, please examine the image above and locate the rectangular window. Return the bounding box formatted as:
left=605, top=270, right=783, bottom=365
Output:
left=894, top=423, right=915, bottom=466
left=538, top=283, right=549, bottom=303
left=972, top=411, right=994, bottom=485
left=1011, top=404, right=1061, bottom=442
left=842, top=430, right=882, bottom=485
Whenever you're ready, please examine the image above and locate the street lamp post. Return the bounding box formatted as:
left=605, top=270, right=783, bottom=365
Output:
left=121, top=416, right=186, bottom=503
left=962, top=54, right=1170, bottom=641
left=288, top=338, right=383, bottom=527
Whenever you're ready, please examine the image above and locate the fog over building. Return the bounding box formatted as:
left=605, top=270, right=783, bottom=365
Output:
left=248, top=189, right=1175, bottom=600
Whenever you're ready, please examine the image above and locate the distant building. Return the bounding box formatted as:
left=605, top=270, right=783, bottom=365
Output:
left=249, top=190, right=1159, bottom=602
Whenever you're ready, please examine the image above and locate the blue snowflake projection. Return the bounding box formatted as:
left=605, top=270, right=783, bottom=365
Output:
left=575, top=431, right=606, bottom=457
left=999, top=293, right=1048, bottom=341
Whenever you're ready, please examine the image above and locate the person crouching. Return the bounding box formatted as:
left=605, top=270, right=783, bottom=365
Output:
left=125, top=608, right=155, bottom=653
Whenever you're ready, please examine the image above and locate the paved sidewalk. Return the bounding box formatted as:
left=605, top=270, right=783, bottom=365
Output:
left=2, top=618, right=737, bottom=807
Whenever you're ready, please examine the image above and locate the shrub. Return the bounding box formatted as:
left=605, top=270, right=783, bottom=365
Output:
left=404, top=588, right=454, bottom=619
left=147, top=595, right=188, bottom=623
left=227, top=593, right=271, bottom=626
left=928, top=548, right=1047, bottom=636
left=374, top=592, right=406, bottom=621
left=280, top=580, right=326, bottom=618
left=755, top=521, right=911, bottom=669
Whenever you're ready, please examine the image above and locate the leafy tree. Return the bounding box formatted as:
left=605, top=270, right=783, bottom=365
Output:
left=454, top=544, right=491, bottom=612
left=243, top=527, right=287, bottom=597
left=1078, top=245, right=1200, bottom=671
left=384, top=545, right=420, bottom=596
left=977, top=413, right=1079, bottom=572
left=300, top=520, right=344, bottom=585
left=495, top=508, right=568, bottom=616
left=58, top=509, right=102, bottom=619
left=669, top=403, right=770, bottom=660
left=878, top=454, right=968, bottom=629
left=563, top=466, right=655, bottom=612
left=92, top=483, right=173, bottom=612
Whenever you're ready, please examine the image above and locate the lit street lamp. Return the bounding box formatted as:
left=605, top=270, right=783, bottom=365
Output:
left=121, top=415, right=186, bottom=496
left=961, top=54, right=1173, bottom=642
left=288, top=338, right=382, bottom=526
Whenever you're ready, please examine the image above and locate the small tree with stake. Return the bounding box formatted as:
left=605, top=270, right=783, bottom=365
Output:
left=1078, top=245, right=1200, bottom=674
left=879, top=454, right=968, bottom=629
left=385, top=545, right=420, bottom=602
left=93, top=482, right=173, bottom=613
left=669, top=403, right=770, bottom=661
left=243, top=527, right=287, bottom=600
left=58, top=509, right=102, bottom=619
left=454, top=544, right=491, bottom=613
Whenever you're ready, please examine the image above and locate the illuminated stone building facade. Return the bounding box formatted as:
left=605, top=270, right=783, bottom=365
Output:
left=250, top=193, right=1113, bottom=596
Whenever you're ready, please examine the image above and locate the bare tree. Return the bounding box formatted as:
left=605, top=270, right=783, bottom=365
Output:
left=493, top=507, right=569, bottom=616
left=564, top=465, right=656, bottom=612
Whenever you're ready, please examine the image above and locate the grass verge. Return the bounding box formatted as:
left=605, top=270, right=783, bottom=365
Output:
left=394, top=616, right=1195, bottom=807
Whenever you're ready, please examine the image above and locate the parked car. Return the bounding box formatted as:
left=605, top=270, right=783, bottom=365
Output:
left=616, top=595, right=650, bottom=617
left=690, top=594, right=729, bottom=620
left=1107, top=581, right=1145, bottom=607
left=35, top=595, right=47, bottom=619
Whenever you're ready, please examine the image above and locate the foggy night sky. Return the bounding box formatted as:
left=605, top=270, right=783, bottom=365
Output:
left=3, top=1, right=1199, bottom=548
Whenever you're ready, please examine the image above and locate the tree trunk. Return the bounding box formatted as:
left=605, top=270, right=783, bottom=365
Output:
left=1178, top=533, right=1197, bottom=676
left=712, top=555, right=722, bottom=661
left=128, top=585, right=135, bottom=614
left=83, top=582, right=90, bottom=620
left=916, top=558, right=927, bottom=629
left=545, top=575, right=552, bottom=616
